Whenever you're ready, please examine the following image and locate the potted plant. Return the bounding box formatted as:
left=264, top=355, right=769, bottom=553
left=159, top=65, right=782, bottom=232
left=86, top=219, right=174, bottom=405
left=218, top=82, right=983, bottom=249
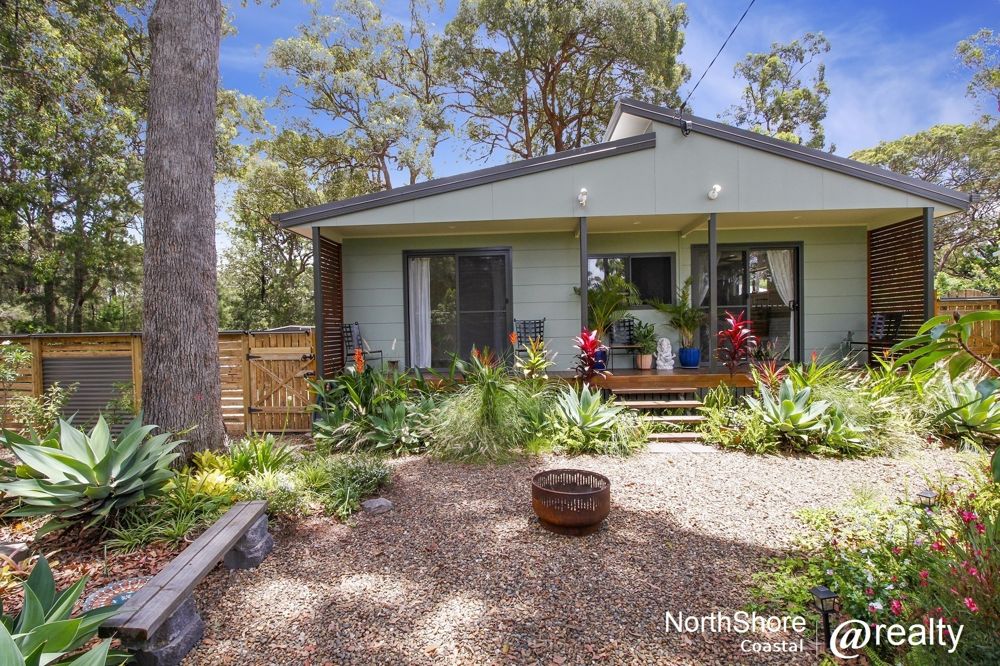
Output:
left=632, top=320, right=657, bottom=370
left=650, top=277, right=706, bottom=369
left=582, top=275, right=640, bottom=369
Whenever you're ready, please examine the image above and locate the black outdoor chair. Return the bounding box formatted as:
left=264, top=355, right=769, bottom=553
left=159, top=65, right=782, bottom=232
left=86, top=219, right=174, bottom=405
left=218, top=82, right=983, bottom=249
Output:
left=608, top=315, right=640, bottom=370
left=848, top=312, right=904, bottom=359
left=341, top=322, right=383, bottom=370
left=513, top=318, right=546, bottom=355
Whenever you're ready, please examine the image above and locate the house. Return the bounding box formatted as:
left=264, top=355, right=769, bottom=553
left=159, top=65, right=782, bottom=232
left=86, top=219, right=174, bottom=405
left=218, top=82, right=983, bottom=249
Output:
left=274, top=98, right=973, bottom=380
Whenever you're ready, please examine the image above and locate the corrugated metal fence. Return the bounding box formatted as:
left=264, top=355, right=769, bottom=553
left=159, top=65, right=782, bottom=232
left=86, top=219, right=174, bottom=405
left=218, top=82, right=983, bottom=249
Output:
left=1, top=330, right=316, bottom=434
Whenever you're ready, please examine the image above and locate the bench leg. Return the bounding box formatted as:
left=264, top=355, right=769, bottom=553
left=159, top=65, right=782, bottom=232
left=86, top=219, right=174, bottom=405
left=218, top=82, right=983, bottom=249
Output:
left=223, top=513, right=273, bottom=569
left=121, top=595, right=204, bottom=666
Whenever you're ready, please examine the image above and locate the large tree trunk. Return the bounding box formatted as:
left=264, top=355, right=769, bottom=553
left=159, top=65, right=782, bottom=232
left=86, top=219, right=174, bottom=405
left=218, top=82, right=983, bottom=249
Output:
left=142, top=0, right=224, bottom=456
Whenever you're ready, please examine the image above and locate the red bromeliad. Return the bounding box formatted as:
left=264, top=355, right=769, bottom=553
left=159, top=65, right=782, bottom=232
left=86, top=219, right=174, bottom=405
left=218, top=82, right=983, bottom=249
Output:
left=573, top=328, right=607, bottom=380
left=354, top=346, right=365, bottom=373
left=717, top=310, right=758, bottom=378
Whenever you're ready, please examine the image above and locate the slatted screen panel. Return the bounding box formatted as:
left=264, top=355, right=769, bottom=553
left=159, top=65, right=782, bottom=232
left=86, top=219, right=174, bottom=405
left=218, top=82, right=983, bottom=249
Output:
left=868, top=217, right=929, bottom=356
left=317, top=235, right=345, bottom=377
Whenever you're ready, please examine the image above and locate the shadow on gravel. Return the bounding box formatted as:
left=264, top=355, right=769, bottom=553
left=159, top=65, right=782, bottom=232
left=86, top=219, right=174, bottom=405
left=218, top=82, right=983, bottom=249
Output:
left=186, top=455, right=819, bottom=665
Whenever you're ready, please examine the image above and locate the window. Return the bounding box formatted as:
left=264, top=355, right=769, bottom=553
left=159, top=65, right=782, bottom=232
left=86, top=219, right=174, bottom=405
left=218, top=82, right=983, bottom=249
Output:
left=587, top=254, right=674, bottom=304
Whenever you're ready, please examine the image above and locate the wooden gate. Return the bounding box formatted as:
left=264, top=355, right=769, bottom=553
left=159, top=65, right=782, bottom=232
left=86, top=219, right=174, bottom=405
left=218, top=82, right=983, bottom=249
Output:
left=245, top=330, right=316, bottom=433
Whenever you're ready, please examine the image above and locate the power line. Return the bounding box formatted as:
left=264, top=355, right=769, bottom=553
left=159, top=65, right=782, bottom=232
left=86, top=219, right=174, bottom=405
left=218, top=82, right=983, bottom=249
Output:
left=678, top=0, right=757, bottom=117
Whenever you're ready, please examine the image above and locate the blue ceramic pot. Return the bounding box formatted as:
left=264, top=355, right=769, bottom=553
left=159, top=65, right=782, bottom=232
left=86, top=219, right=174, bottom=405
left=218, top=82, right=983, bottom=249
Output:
left=678, top=347, right=701, bottom=368
left=594, top=349, right=607, bottom=370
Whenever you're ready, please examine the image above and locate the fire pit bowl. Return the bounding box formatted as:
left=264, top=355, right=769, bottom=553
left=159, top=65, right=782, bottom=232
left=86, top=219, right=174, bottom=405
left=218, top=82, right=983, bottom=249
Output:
left=531, top=469, right=610, bottom=536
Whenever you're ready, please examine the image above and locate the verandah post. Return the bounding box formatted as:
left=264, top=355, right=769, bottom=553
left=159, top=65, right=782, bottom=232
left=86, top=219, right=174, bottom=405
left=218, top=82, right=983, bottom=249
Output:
left=923, top=207, right=935, bottom=320
left=708, top=213, right=718, bottom=372
left=579, top=216, right=588, bottom=331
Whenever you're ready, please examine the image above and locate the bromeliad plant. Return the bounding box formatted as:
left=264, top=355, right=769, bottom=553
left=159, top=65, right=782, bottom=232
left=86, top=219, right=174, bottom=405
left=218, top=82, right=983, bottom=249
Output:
left=0, top=416, right=180, bottom=536
left=572, top=329, right=607, bottom=381
left=0, top=555, right=123, bottom=665
left=514, top=337, right=556, bottom=379
left=716, top=310, right=757, bottom=377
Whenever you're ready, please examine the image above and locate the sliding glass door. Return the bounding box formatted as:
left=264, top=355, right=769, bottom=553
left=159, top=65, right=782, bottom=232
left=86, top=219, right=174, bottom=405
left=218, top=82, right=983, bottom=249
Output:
left=691, top=244, right=801, bottom=363
left=406, top=249, right=511, bottom=368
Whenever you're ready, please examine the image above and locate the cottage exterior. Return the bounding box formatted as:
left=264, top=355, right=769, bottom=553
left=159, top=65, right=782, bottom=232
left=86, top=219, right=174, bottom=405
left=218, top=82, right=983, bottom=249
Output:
left=274, top=99, right=973, bottom=378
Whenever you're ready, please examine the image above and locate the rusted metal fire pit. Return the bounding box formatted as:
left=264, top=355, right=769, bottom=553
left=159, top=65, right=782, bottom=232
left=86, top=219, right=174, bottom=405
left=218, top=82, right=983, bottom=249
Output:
left=531, top=469, right=610, bottom=536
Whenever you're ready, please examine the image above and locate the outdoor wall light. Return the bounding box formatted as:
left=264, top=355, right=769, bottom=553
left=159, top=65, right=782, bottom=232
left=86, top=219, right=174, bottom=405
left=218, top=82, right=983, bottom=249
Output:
left=707, top=184, right=722, bottom=200
left=810, top=585, right=838, bottom=651
left=578, top=187, right=588, bottom=207
left=916, top=488, right=938, bottom=508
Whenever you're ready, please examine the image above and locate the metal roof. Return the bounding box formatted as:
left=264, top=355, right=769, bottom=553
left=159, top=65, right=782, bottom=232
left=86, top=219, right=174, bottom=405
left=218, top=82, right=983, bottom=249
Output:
left=604, top=98, right=974, bottom=211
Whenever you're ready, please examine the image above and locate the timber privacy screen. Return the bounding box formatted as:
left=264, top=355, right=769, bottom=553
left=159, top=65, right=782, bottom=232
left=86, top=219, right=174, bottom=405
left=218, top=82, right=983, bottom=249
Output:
left=867, top=216, right=931, bottom=357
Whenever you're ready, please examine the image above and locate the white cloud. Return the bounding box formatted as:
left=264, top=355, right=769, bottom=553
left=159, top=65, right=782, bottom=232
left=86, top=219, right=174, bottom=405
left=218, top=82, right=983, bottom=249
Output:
left=677, top=1, right=984, bottom=154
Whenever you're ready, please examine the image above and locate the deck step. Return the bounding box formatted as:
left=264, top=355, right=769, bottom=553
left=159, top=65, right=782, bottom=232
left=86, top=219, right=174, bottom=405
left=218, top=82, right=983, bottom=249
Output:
left=646, top=414, right=706, bottom=424
left=611, top=387, right=700, bottom=395
left=621, top=399, right=703, bottom=410
left=649, top=431, right=705, bottom=441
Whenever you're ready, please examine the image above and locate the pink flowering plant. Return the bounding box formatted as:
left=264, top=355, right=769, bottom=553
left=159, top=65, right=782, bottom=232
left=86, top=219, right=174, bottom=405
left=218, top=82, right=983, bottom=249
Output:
left=750, top=462, right=999, bottom=663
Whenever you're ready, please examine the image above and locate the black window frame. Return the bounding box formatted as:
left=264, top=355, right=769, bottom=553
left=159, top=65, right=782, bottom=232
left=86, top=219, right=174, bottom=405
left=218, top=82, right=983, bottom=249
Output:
left=587, top=252, right=676, bottom=307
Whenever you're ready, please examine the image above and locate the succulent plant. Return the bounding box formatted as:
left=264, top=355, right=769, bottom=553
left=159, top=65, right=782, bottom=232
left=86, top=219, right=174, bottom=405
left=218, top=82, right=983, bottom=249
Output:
left=0, top=415, right=180, bottom=536
left=745, top=378, right=829, bottom=441
left=0, top=555, right=124, bottom=665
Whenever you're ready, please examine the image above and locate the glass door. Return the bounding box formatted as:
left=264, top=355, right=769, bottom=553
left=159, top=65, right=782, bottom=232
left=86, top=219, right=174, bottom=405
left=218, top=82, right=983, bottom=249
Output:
left=406, top=249, right=511, bottom=368
left=691, top=245, right=800, bottom=363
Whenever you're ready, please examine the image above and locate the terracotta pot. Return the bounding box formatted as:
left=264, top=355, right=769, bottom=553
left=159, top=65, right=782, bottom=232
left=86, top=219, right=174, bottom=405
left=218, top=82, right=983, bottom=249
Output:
left=636, top=353, right=653, bottom=370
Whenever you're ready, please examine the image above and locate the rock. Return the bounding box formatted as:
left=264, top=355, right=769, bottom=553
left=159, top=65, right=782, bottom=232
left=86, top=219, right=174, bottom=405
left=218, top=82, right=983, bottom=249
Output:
left=361, top=498, right=393, bottom=515
left=0, top=543, right=29, bottom=564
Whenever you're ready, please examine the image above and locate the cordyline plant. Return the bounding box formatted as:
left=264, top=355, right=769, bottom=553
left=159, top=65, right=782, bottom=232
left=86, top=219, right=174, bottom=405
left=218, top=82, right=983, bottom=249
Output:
left=717, top=310, right=757, bottom=377
left=0, top=416, right=181, bottom=536
left=572, top=329, right=607, bottom=381
left=892, top=310, right=1000, bottom=481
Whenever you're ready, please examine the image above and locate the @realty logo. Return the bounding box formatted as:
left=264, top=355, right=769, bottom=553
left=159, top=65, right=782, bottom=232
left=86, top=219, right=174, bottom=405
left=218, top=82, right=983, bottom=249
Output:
left=828, top=618, right=964, bottom=659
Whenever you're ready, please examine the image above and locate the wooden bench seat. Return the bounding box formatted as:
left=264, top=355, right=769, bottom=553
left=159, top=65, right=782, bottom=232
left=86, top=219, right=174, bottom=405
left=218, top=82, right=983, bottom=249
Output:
left=100, top=500, right=272, bottom=665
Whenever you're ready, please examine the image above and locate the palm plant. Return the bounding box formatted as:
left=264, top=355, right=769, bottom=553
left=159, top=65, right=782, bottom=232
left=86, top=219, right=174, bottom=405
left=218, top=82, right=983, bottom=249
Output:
left=587, top=275, right=640, bottom=340
left=0, top=416, right=180, bottom=536
left=649, top=277, right=705, bottom=349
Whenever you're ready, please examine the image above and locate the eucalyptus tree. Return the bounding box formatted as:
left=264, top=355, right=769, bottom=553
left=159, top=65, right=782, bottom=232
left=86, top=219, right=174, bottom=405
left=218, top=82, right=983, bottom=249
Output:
left=268, top=0, right=448, bottom=190
left=439, top=0, right=689, bottom=159
left=724, top=33, right=831, bottom=150
left=142, top=0, right=225, bottom=454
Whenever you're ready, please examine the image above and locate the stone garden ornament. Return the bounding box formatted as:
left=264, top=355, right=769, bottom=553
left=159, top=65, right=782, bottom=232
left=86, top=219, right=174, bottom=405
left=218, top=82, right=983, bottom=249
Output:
left=656, top=338, right=675, bottom=370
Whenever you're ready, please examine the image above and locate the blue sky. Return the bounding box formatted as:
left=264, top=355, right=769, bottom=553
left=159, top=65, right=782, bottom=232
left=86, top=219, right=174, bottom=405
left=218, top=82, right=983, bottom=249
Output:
left=215, top=0, right=999, bottom=242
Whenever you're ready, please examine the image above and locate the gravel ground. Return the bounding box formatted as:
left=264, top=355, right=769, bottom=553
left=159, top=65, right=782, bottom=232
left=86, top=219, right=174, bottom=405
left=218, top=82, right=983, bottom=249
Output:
left=186, top=446, right=971, bottom=666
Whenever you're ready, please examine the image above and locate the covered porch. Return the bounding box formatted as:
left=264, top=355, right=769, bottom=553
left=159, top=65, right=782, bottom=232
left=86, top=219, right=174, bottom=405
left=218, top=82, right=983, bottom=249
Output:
left=276, top=99, right=971, bottom=383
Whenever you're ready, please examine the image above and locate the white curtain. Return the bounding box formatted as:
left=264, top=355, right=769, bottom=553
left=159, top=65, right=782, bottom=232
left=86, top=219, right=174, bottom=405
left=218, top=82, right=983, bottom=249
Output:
left=692, top=251, right=710, bottom=307
left=766, top=249, right=796, bottom=359
left=408, top=257, right=432, bottom=367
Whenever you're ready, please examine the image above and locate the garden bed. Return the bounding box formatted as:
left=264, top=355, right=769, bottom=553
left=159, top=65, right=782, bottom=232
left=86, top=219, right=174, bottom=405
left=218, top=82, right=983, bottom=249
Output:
left=185, top=447, right=969, bottom=665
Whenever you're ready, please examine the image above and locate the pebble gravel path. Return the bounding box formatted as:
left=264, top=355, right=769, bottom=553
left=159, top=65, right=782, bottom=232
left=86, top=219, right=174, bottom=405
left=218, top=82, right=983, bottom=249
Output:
left=185, top=447, right=969, bottom=666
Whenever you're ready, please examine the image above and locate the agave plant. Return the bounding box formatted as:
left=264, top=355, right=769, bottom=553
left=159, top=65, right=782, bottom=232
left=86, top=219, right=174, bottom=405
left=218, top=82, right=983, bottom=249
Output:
left=0, top=555, right=124, bottom=665
left=937, top=379, right=1000, bottom=443
left=0, top=416, right=180, bottom=536
left=550, top=384, right=623, bottom=435
left=745, top=378, right=830, bottom=441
